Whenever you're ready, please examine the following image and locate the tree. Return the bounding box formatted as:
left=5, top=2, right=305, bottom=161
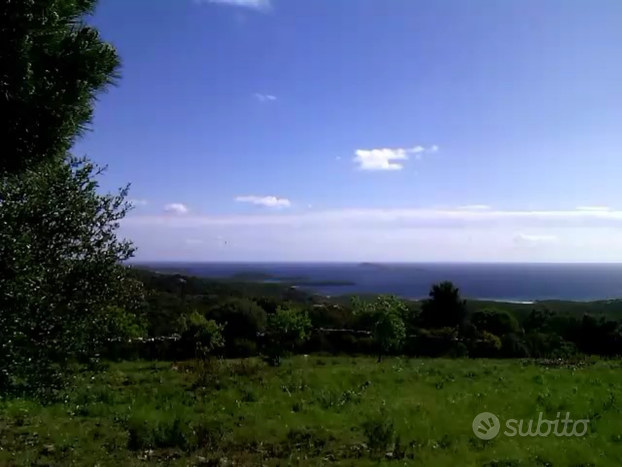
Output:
left=265, top=307, right=311, bottom=366
left=208, top=298, right=267, bottom=343
left=1, top=0, right=120, bottom=174
left=419, top=281, right=467, bottom=329
left=523, top=309, right=554, bottom=333
left=0, top=1, right=141, bottom=397
left=180, top=312, right=225, bottom=362
left=353, top=295, right=407, bottom=361
left=471, top=309, right=520, bottom=337
left=0, top=158, right=145, bottom=396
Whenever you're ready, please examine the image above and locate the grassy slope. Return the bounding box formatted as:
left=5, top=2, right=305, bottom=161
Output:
left=2, top=358, right=622, bottom=466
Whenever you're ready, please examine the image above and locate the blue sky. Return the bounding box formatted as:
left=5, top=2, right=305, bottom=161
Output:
left=77, top=0, right=622, bottom=262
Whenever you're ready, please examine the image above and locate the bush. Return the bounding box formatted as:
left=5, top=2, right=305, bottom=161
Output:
left=178, top=312, right=225, bottom=361
left=469, top=331, right=502, bottom=358
left=265, top=307, right=311, bottom=366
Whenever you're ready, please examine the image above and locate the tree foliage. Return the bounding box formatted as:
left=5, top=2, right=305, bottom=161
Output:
left=353, top=295, right=407, bottom=361
left=419, top=281, right=467, bottom=329
left=265, top=307, right=311, bottom=365
left=208, top=298, right=267, bottom=342
left=180, top=312, right=225, bottom=361
left=0, top=0, right=142, bottom=397
left=0, top=158, right=145, bottom=396
left=1, top=0, right=120, bottom=174
left=471, top=309, right=520, bottom=337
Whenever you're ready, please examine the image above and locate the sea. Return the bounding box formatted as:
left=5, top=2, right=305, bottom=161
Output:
left=135, top=262, right=622, bottom=302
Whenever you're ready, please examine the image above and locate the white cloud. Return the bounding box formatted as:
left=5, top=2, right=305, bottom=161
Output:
left=197, top=0, right=271, bottom=10
left=128, top=199, right=148, bottom=207
left=575, top=206, right=612, bottom=212
left=353, top=145, right=438, bottom=171
left=235, top=195, right=291, bottom=208
left=163, top=203, right=189, bottom=215
left=255, top=93, right=277, bottom=102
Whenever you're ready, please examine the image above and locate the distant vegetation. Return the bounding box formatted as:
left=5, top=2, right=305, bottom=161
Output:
left=120, top=268, right=622, bottom=363
left=143, top=267, right=357, bottom=287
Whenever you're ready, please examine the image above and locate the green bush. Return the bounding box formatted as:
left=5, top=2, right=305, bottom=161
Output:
left=469, top=331, right=502, bottom=358
left=265, top=307, right=312, bottom=366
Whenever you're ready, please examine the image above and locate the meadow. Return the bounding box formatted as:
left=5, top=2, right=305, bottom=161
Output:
left=2, top=357, right=621, bottom=466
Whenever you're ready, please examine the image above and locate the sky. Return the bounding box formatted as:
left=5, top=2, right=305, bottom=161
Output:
left=76, top=0, right=622, bottom=262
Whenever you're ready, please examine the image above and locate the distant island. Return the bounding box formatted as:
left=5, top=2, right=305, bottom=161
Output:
left=229, top=271, right=355, bottom=287
left=358, top=262, right=389, bottom=269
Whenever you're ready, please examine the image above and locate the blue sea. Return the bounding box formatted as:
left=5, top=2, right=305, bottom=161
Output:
left=136, top=262, right=622, bottom=302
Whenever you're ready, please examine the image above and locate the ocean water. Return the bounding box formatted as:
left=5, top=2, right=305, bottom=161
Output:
left=137, top=262, right=622, bottom=302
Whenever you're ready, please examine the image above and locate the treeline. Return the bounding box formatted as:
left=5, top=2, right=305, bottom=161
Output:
left=114, top=268, right=622, bottom=363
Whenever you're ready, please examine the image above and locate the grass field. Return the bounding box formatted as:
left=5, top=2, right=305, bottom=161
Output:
left=2, top=357, right=622, bottom=466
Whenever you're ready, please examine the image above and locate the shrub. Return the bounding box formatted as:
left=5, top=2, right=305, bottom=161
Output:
left=179, top=312, right=225, bottom=361
left=265, top=307, right=311, bottom=366
left=470, top=331, right=502, bottom=358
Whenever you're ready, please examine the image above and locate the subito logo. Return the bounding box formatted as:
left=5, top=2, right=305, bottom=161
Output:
left=472, top=412, right=501, bottom=440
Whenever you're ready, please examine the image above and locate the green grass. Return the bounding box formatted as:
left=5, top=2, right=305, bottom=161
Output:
left=2, top=357, right=622, bottom=465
